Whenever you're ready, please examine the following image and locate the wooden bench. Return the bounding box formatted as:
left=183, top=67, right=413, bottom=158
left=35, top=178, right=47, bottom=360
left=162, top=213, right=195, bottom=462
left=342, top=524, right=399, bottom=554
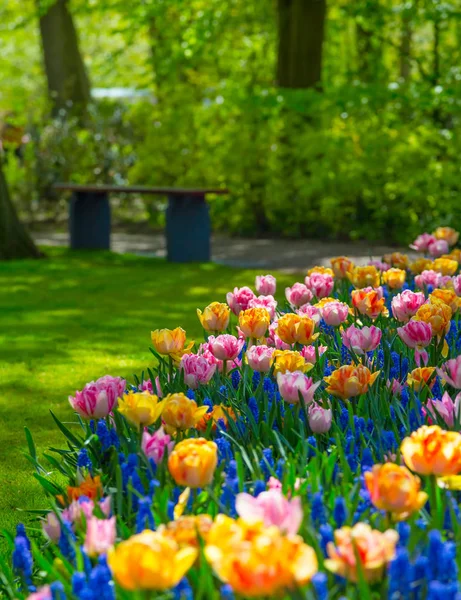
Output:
left=53, top=183, right=229, bottom=262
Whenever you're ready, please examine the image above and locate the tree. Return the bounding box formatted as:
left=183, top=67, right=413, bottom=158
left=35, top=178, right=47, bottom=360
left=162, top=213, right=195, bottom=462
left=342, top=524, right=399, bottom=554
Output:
left=0, top=161, right=41, bottom=260
left=37, top=0, right=90, bottom=116
left=277, top=0, right=326, bottom=89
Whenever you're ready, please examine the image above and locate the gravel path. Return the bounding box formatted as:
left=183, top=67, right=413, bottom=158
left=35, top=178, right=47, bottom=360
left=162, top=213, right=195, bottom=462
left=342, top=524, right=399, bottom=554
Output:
left=32, top=231, right=413, bottom=273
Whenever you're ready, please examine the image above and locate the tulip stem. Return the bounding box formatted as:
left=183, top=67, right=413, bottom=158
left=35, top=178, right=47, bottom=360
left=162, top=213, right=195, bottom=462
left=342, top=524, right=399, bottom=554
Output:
left=429, top=475, right=442, bottom=530
left=168, top=357, right=174, bottom=383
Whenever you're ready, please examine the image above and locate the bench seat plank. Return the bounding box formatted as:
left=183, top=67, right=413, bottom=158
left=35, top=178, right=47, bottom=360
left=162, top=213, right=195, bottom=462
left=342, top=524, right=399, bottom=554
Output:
left=54, top=183, right=228, bottom=196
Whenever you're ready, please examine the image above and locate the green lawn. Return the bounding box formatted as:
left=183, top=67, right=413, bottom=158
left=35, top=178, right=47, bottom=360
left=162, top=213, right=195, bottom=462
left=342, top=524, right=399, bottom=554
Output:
left=0, top=247, right=293, bottom=541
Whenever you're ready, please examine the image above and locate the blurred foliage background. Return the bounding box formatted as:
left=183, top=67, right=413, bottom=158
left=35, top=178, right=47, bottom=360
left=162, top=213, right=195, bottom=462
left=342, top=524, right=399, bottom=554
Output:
left=1, top=0, right=461, bottom=243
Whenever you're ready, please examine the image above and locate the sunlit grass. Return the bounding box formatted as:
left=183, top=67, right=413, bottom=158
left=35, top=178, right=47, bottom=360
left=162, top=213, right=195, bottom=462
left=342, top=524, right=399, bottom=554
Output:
left=0, top=247, right=294, bottom=542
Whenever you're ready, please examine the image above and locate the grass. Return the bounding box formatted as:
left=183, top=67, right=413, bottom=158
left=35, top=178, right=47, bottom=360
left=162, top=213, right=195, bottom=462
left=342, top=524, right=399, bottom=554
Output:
left=0, top=247, right=293, bottom=543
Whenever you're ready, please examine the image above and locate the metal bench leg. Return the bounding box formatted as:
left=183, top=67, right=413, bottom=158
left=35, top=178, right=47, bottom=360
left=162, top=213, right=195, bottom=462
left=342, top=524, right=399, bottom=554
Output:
left=69, top=191, right=111, bottom=250
left=166, top=194, right=211, bottom=262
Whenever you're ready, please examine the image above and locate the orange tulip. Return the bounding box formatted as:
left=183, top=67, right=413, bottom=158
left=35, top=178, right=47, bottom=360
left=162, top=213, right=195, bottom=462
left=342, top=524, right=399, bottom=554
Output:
left=383, top=252, right=410, bottom=269
left=276, top=313, right=318, bottom=345
left=325, top=523, right=398, bottom=583
left=331, top=256, right=354, bottom=279
left=324, top=364, right=380, bottom=400
left=161, top=393, right=209, bottom=431
left=401, top=425, right=461, bottom=476
left=238, top=307, right=271, bottom=339
left=204, top=516, right=318, bottom=596
left=196, top=404, right=236, bottom=432
left=351, top=289, right=387, bottom=319
left=168, top=438, right=218, bottom=487
left=364, top=463, right=428, bottom=520
left=67, top=475, right=102, bottom=502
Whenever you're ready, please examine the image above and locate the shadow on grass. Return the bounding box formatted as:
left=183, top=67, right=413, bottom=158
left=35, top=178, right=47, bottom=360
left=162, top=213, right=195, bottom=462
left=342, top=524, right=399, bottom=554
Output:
left=0, top=247, right=297, bottom=548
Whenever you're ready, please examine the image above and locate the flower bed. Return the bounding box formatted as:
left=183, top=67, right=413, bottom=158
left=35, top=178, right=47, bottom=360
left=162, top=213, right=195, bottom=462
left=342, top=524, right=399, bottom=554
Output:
left=4, top=227, right=461, bottom=599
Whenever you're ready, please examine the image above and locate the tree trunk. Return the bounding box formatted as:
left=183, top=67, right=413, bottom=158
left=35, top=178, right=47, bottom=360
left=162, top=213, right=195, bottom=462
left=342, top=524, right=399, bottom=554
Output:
left=277, top=0, right=326, bottom=89
left=37, top=0, right=90, bottom=116
left=0, top=162, right=41, bottom=260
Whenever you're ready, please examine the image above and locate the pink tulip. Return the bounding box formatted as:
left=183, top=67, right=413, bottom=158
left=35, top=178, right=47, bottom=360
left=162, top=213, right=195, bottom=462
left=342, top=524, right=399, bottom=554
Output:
left=367, top=260, right=390, bottom=272
left=267, top=476, right=282, bottom=490
left=42, top=512, right=61, bottom=542
left=410, top=233, right=436, bottom=252
left=235, top=489, right=303, bottom=535
left=437, top=356, right=461, bottom=389
left=69, top=375, right=126, bottom=419
left=199, top=338, right=241, bottom=373
left=246, top=345, right=275, bottom=372
left=226, top=286, right=256, bottom=315
left=62, top=497, right=111, bottom=525
left=276, top=371, right=320, bottom=405
left=391, top=290, right=426, bottom=322
left=397, top=321, right=432, bottom=349
left=454, top=275, right=461, bottom=297
left=27, top=587, right=52, bottom=600
left=83, top=516, right=116, bottom=556
left=387, top=378, right=404, bottom=395
left=142, top=427, right=174, bottom=464
left=179, top=354, right=216, bottom=389
left=415, top=270, right=442, bottom=289
left=139, top=377, right=163, bottom=398
left=305, top=273, right=334, bottom=299
left=248, top=295, right=278, bottom=320
left=300, top=344, right=327, bottom=364
left=398, top=320, right=432, bottom=366
left=425, top=391, right=461, bottom=428
left=321, top=301, right=349, bottom=326
left=209, top=334, right=245, bottom=361
left=297, top=303, right=321, bottom=324
left=266, top=321, right=291, bottom=350
left=341, top=324, right=382, bottom=355
left=308, top=403, right=332, bottom=433
left=428, top=239, right=449, bottom=257
left=365, top=285, right=385, bottom=298
left=285, top=283, right=313, bottom=308
left=255, top=275, right=277, bottom=296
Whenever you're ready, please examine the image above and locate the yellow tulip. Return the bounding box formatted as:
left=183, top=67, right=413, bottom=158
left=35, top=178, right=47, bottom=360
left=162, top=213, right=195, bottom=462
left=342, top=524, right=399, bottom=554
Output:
left=151, top=327, right=193, bottom=362
left=348, top=266, right=380, bottom=289
left=382, top=268, right=406, bottom=290
left=108, top=530, right=197, bottom=591
left=432, top=258, right=458, bottom=276
left=117, top=392, right=165, bottom=429
left=272, top=350, right=311, bottom=375
left=197, top=302, right=230, bottom=332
